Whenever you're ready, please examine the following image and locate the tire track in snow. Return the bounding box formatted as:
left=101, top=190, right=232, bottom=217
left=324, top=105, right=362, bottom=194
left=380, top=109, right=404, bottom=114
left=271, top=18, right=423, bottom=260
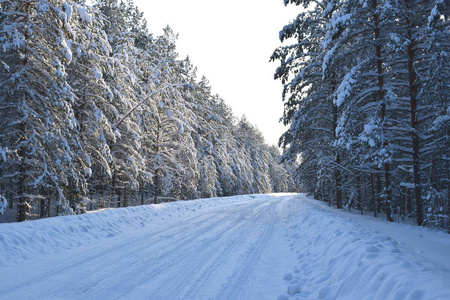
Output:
left=0, top=197, right=274, bottom=299
left=0, top=195, right=291, bottom=300
left=149, top=196, right=279, bottom=300
left=0, top=204, right=256, bottom=299
left=216, top=197, right=279, bottom=300
left=108, top=196, right=277, bottom=300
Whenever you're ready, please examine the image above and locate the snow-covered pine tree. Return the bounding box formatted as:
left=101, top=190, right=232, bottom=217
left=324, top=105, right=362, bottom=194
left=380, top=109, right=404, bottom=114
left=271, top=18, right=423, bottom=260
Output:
left=94, top=0, right=145, bottom=207
left=0, top=193, right=7, bottom=215
left=139, top=28, right=197, bottom=202
left=424, top=1, right=450, bottom=227
left=65, top=3, right=116, bottom=210
left=272, top=0, right=343, bottom=206
left=275, top=0, right=450, bottom=228
left=209, top=95, right=239, bottom=196
left=390, top=0, right=450, bottom=225
left=268, top=146, right=289, bottom=193
left=0, top=0, right=90, bottom=220
left=235, top=117, right=272, bottom=194
left=182, top=62, right=219, bottom=198
left=322, top=0, right=402, bottom=220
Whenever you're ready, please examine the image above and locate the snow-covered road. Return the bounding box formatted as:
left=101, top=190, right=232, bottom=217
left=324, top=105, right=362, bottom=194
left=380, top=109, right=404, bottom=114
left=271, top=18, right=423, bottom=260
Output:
left=1, top=194, right=449, bottom=299
left=0, top=194, right=296, bottom=300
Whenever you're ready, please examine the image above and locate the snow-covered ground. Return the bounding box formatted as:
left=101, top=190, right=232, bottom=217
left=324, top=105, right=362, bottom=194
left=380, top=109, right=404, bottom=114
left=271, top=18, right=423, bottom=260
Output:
left=0, top=194, right=449, bottom=299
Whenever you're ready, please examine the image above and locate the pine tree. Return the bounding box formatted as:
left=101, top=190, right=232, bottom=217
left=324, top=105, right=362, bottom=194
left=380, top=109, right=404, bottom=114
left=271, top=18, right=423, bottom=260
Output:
left=272, top=0, right=343, bottom=205
left=268, top=146, right=289, bottom=193
left=183, top=64, right=220, bottom=198
left=140, top=29, right=197, bottom=202
left=236, top=117, right=272, bottom=194
left=0, top=0, right=89, bottom=220
left=66, top=2, right=116, bottom=211
left=392, top=0, right=450, bottom=225
left=274, top=0, right=450, bottom=228
left=210, top=96, right=239, bottom=196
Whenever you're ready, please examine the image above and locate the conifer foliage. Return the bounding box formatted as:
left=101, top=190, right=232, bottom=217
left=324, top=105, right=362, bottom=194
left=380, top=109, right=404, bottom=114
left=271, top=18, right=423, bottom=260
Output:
left=273, top=0, right=450, bottom=229
left=0, top=0, right=291, bottom=221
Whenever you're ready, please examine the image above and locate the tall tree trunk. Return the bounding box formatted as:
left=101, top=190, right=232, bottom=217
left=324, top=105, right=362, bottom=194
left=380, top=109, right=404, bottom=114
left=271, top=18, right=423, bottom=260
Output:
left=335, top=151, right=342, bottom=209
left=123, top=188, right=128, bottom=207
left=39, top=187, right=46, bottom=219
left=17, top=120, right=27, bottom=222
left=154, top=169, right=160, bottom=204
left=356, top=172, right=364, bottom=215
left=370, top=173, right=377, bottom=217
left=383, top=162, right=393, bottom=222
left=153, top=117, right=162, bottom=204
left=373, top=0, right=393, bottom=222
left=18, top=22, right=30, bottom=222
left=446, top=127, right=450, bottom=217
left=406, top=16, right=423, bottom=225
left=109, top=171, right=115, bottom=208
left=331, top=74, right=342, bottom=209
left=376, top=174, right=382, bottom=214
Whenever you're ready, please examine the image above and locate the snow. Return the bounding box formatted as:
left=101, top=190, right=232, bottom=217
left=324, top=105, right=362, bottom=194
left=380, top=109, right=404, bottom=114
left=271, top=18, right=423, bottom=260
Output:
left=322, top=44, right=338, bottom=77
left=364, top=123, right=374, bottom=135
left=0, top=194, right=449, bottom=299
left=60, top=38, right=72, bottom=62
left=334, top=64, right=359, bottom=107
left=93, top=67, right=102, bottom=81
left=285, top=197, right=450, bottom=299
left=64, top=3, right=73, bottom=23
left=0, top=146, right=5, bottom=162
left=77, top=6, right=92, bottom=25
left=390, top=33, right=401, bottom=44
left=322, top=1, right=335, bottom=18
left=85, top=167, right=92, bottom=177
left=94, top=108, right=103, bottom=121
left=12, top=36, right=23, bottom=49
left=38, top=2, right=49, bottom=13
left=400, top=182, right=416, bottom=189
left=0, top=195, right=7, bottom=215
left=428, top=5, right=439, bottom=27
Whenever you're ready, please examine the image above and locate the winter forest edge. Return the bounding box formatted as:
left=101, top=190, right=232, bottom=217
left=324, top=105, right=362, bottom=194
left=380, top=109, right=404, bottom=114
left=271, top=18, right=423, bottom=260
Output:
left=272, top=0, right=449, bottom=230
left=0, top=0, right=449, bottom=232
left=0, top=0, right=297, bottom=222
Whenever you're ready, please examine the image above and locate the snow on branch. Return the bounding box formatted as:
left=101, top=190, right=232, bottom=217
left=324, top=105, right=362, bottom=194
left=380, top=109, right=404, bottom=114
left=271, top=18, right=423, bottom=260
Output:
left=0, top=194, right=7, bottom=215
left=115, top=83, right=186, bottom=128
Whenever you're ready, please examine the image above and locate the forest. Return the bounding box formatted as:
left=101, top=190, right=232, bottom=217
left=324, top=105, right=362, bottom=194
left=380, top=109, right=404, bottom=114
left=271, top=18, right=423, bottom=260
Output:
left=1, top=0, right=449, bottom=232
left=272, top=0, right=450, bottom=229
left=0, top=0, right=295, bottom=222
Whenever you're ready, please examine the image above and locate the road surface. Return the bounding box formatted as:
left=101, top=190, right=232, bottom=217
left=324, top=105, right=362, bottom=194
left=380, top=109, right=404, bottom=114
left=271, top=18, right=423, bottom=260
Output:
left=0, top=194, right=296, bottom=299
left=1, top=193, right=450, bottom=299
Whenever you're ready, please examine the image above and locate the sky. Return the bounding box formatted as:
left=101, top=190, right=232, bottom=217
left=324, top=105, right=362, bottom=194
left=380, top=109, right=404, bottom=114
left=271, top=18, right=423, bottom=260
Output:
left=133, top=0, right=299, bottom=146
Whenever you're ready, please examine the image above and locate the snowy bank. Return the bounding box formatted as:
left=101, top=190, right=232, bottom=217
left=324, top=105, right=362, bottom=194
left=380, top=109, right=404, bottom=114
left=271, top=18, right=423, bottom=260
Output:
left=0, top=195, right=257, bottom=267
left=280, top=195, right=450, bottom=300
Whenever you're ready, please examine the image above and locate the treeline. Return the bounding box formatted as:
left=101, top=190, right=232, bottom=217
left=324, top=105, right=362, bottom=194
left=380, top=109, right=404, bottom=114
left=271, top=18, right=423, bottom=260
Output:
left=273, top=0, right=449, bottom=229
left=0, top=0, right=294, bottom=222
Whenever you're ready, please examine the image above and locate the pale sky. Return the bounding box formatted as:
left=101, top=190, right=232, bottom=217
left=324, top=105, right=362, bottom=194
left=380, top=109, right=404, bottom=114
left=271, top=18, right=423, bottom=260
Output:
left=133, top=0, right=299, bottom=146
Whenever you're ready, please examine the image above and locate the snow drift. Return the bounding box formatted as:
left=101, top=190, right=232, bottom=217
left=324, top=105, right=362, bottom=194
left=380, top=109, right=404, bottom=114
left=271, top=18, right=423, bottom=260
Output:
left=280, top=196, right=450, bottom=299
left=0, top=195, right=254, bottom=268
